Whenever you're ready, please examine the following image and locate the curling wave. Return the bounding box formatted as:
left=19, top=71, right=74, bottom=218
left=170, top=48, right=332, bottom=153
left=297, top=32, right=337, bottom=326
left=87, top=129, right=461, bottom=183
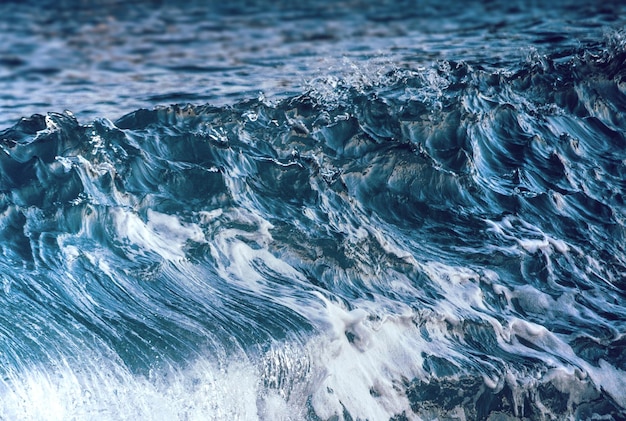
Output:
left=1, top=36, right=626, bottom=420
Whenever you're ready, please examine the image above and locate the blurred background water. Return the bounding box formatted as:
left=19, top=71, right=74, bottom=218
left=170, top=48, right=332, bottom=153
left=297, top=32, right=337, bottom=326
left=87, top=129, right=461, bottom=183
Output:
left=1, top=0, right=623, bottom=129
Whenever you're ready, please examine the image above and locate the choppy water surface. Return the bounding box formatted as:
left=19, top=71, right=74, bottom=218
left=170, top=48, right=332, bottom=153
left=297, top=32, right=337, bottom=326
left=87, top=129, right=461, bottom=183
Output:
left=2, top=0, right=623, bottom=129
left=1, top=1, right=626, bottom=420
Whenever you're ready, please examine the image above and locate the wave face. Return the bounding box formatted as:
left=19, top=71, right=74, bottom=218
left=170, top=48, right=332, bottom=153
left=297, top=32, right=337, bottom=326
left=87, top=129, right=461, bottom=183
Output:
left=2, top=3, right=626, bottom=420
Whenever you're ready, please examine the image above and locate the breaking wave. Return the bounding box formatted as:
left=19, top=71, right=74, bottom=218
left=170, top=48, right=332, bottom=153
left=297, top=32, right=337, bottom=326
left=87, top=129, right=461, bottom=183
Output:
left=1, top=33, right=626, bottom=420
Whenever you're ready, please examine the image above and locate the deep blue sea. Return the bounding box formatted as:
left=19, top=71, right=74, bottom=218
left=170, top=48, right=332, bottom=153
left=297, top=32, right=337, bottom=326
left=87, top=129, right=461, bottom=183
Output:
left=1, top=1, right=626, bottom=419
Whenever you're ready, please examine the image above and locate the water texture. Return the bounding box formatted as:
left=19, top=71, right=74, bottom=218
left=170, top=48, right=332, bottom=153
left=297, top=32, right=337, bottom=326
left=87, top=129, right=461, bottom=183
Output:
left=1, top=1, right=626, bottom=420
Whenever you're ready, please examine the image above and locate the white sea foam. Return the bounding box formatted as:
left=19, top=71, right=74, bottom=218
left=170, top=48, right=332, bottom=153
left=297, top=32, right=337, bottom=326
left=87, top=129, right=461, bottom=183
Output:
left=113, top=208, right=205, bottom=262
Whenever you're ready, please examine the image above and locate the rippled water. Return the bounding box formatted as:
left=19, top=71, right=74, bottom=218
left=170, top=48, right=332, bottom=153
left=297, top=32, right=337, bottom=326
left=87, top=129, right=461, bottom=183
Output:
left=1, top=1, right=626, bottom=420
left=2, top=0, right=623, bottom=129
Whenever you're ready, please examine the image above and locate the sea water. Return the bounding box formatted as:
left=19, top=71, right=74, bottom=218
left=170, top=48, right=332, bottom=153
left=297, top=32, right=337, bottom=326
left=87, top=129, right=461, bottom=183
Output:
left=1, top=0, right=626, bottom=419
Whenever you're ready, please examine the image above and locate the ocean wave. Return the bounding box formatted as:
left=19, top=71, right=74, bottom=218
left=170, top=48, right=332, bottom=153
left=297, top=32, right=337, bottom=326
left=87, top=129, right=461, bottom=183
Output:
left=1, top=36, right=626, bottom=419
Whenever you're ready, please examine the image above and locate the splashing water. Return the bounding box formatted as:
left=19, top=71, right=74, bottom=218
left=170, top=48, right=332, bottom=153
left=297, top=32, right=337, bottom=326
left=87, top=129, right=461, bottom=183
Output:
left=1, top=1, right=626, bottom=420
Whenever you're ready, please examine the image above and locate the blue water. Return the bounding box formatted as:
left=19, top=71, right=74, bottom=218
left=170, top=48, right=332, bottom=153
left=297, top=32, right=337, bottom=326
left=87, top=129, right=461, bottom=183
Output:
left=1, top=1, right=626, bottom=420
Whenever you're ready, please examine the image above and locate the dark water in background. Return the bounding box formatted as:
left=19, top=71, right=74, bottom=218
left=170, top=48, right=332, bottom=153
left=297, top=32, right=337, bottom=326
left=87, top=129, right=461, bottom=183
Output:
left=1, top=1, right=626, bottom=420
left=2, top=0, right=624, bottom=129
